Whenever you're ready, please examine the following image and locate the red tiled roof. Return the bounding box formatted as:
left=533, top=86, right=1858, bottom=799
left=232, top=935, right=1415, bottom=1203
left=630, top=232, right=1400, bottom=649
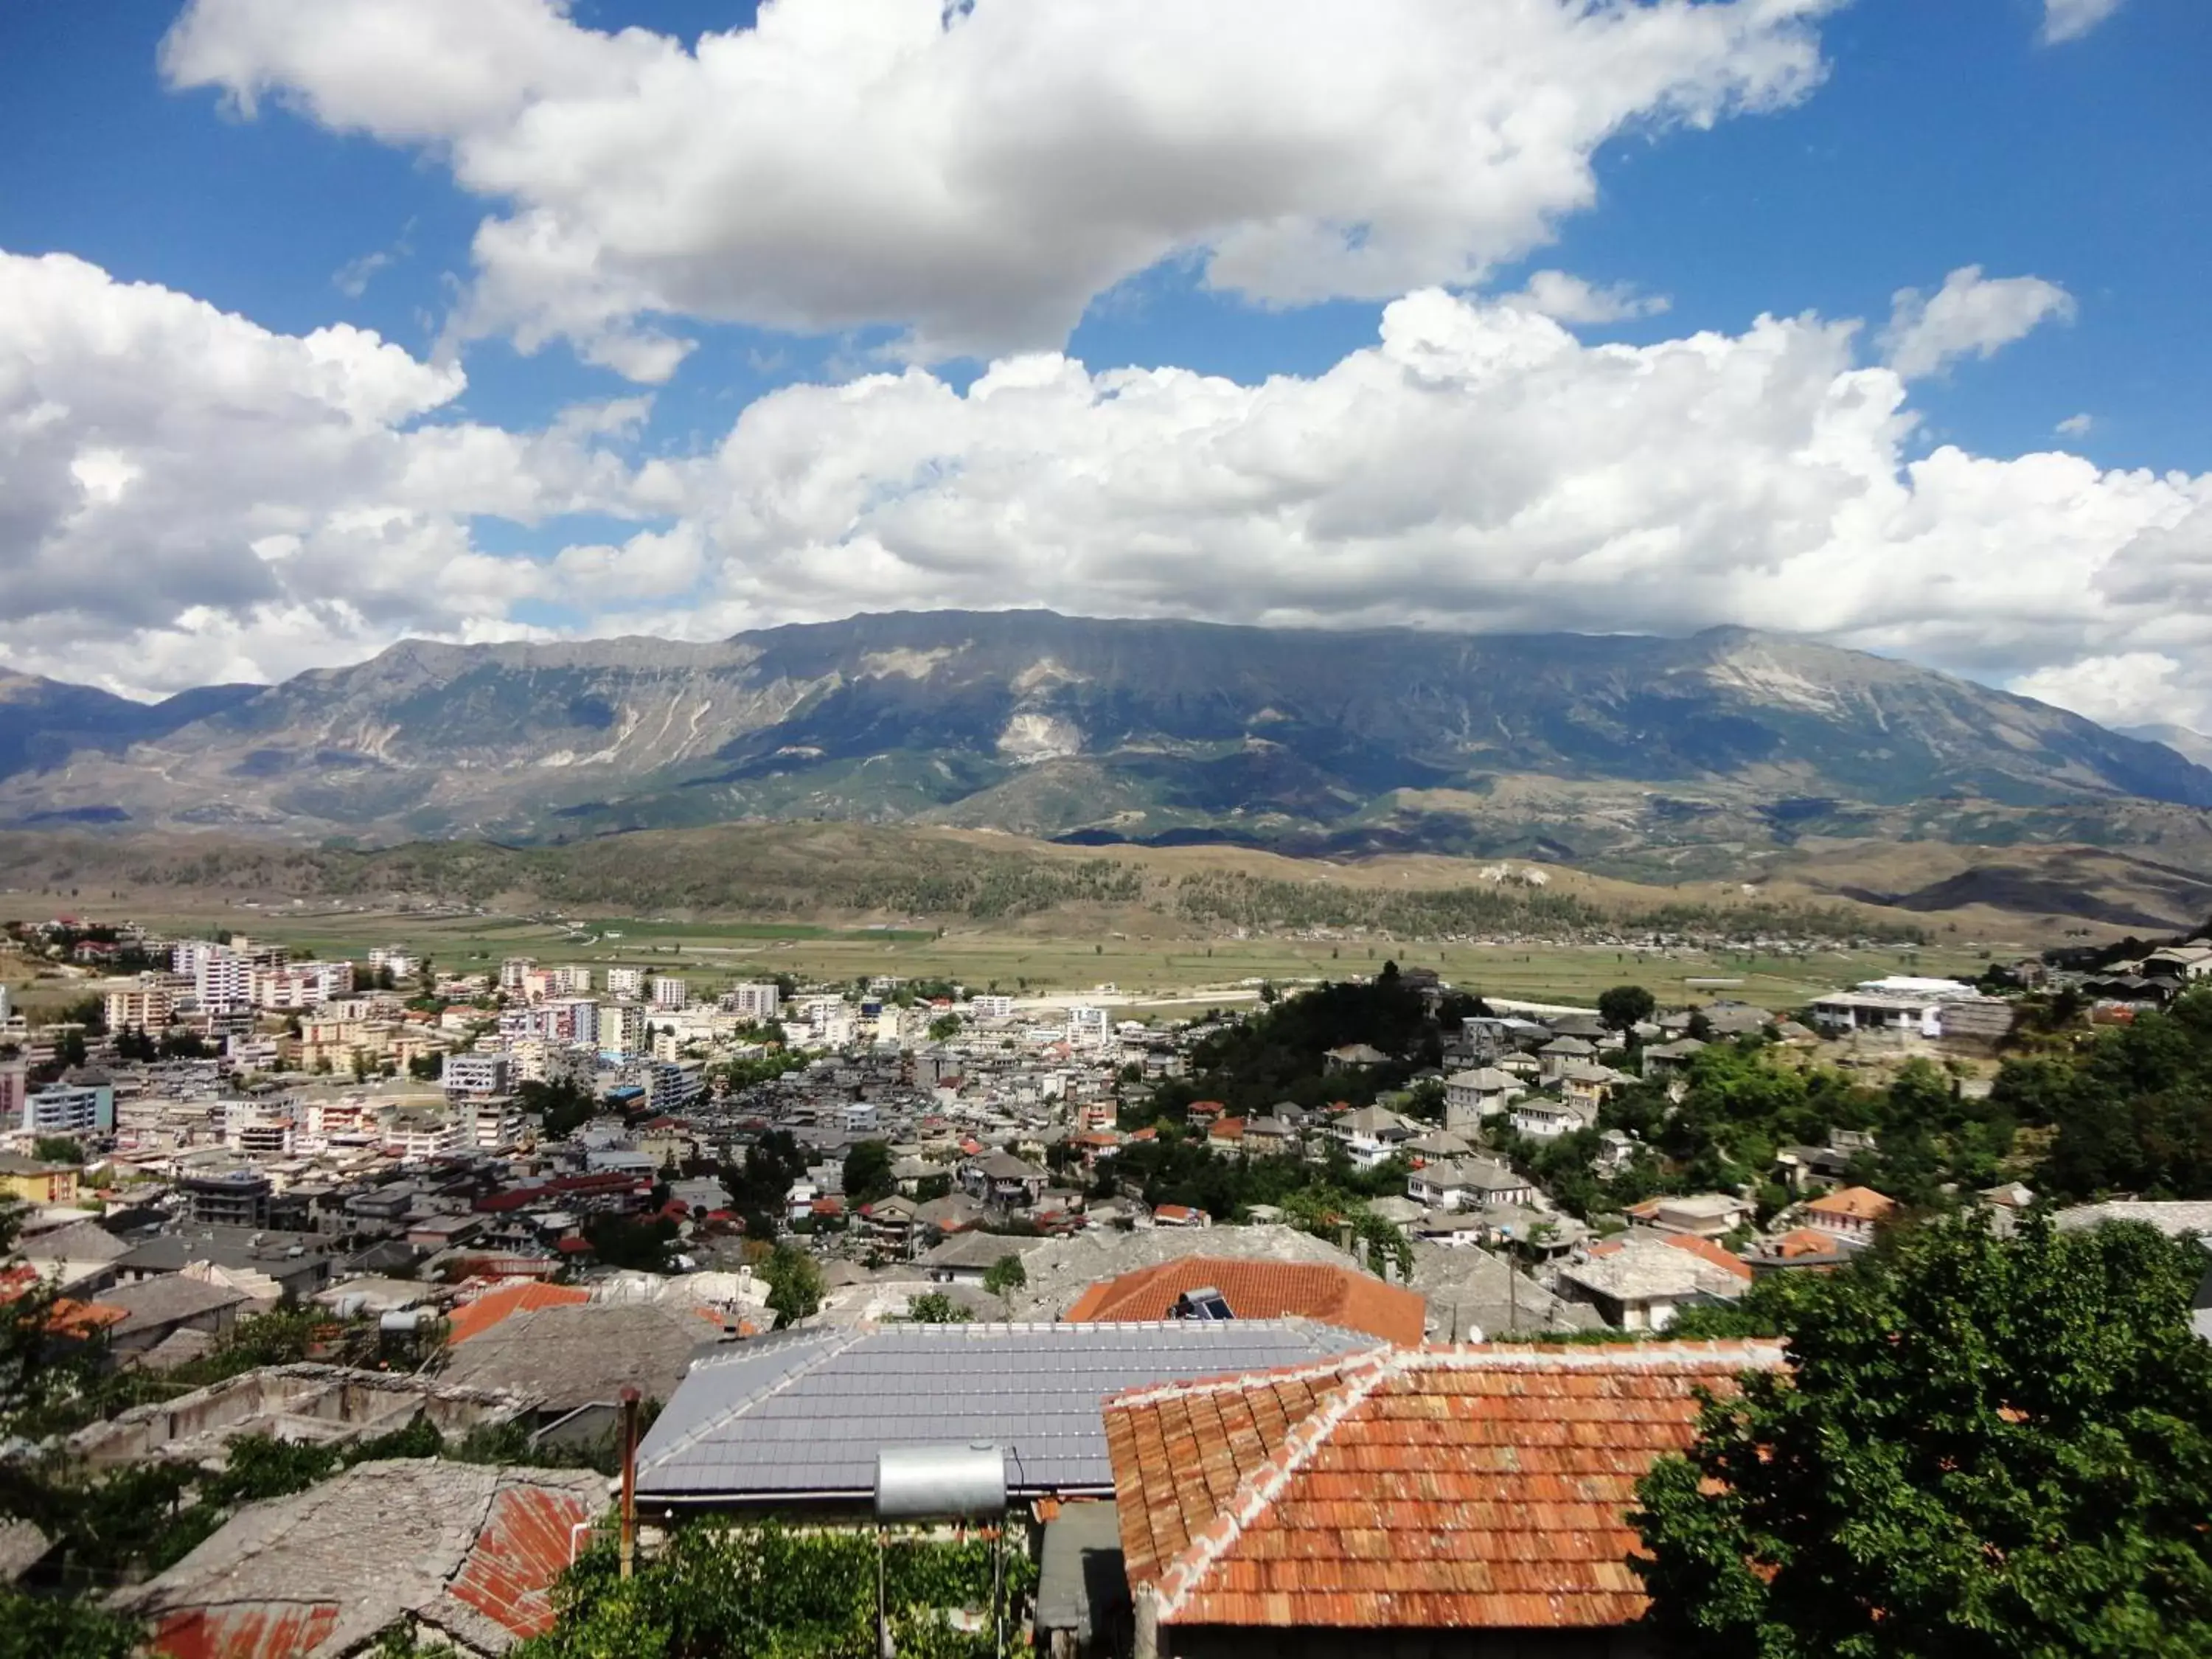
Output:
left=1105, top=1341, right=1786, bottom=1631
left=446, top=1281, right=589, bottom=1345
left=1807, top=1186, right=1897, bottom=1221
left=151, top=1604, right=341, bottom=1659
left=1065, top=1258, right=1427, bottom=1347
left=1208, top=1117, right=1247, bottom=1141
left=1765, top=1226, right=1844, bottom=1259
left=1658, top=1233, right=1755, bottom=1282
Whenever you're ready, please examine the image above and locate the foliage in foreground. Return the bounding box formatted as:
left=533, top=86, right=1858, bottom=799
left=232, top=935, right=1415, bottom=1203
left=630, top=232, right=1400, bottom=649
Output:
left=1634, top=1214, right=2212, bottom=1657
left=516, top=1522, right=1034, bottom=1659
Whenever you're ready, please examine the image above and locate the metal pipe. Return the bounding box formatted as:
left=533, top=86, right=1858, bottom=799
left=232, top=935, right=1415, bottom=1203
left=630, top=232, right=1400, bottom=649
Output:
left=619, top=1385, right=641, bottom=1580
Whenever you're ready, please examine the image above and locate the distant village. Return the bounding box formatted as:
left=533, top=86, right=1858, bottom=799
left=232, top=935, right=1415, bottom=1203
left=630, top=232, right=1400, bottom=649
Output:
left=1, top=913, right=2208, bottom=1658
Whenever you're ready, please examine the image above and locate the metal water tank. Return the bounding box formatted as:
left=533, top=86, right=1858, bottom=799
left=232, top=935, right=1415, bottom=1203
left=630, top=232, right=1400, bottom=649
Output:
left=874, top=1444, right=1008, bottom=1522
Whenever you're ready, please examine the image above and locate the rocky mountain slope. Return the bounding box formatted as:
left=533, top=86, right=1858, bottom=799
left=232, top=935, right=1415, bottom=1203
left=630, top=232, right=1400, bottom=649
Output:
left=4, top=611, right=2209, bottom=867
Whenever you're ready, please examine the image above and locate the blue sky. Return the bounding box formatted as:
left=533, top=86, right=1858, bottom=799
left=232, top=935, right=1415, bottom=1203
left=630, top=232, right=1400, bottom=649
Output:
left=0, top=0, right=2207, bottom=728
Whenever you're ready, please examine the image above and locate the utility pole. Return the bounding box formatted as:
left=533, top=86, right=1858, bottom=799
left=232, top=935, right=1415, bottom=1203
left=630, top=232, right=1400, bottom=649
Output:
left=619, top=1385, right=641, bottom=1579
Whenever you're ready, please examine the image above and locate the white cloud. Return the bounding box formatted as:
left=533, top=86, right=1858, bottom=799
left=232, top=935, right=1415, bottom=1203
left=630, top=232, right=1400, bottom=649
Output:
left=2056, top=412, right=2094, bottom=436
left=610, top=289, right=2212, bottom=722
left=1879, top=265, right=2076, bottom=380
left=16, top=255, right=2212, bottom=732
left=161, top=0, right=1837, bottom=371
left=2012, top=652, right=2185, bottom=730
left=1494, top=270, right=1671, bottom=325
left=0, top=249, right=646, bottom=692
left=2041, top=0, right=2124, bottom=44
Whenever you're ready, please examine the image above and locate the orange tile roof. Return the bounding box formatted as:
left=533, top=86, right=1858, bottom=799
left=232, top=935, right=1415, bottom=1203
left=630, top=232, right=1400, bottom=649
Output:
left=1658, top=1233, right=1755, bottom=1282
left=1065, top=1258, right=1427, bottom=1348
left=1766, top=1226, right=1844, bottom=1259
left=1806, top=1185, right=1897, bottom=1221
left=1105, top=1341, right=1785, bottom=1631
left=445, top=1281, right=588, bottom=1345
left=1208, top=1118, right=1247, bottom=1141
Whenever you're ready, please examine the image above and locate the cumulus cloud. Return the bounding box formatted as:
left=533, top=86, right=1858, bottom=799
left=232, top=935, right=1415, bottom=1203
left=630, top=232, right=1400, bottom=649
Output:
left=597, top=290, right=2208, bottom=722
left=1494, top=270, right=1671, bottom=324
left=1879, top=265, right=2076, bottom=380
left=2041, top=0, right=2124, bottom=44
left=161, top=0, right=1836, bottom=371
left=14, top=255, right=2212, bottom=731
left=0, top=249, right=645, bottom=692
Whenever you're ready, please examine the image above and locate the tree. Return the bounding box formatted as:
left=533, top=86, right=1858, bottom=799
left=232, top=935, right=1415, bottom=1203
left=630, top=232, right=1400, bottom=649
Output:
left=1634, top=1214, right=2212, bottom=1657
left=928, top=1013, right=964, bottom=1043
left=905, top=1292, right=970, bottom=1324
left=1597, top=984, right=1656, bottom=1032
left=760, top=1242, right=824, bottom=1329
left=32, top=1137, right=83, bottom=1166
left=981, top=1253, right=1027, bottom=1314
left=841, top=1140, right=895, bottom=1206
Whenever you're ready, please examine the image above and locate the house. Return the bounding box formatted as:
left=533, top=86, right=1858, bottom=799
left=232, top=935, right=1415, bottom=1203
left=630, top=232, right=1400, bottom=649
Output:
left=1536, top=1035, right=1596, bottom=1081
left=111, top=1460, right=604, bottom=1658
left=100, top=1275, right=254, bottom=1360
left=1441, top=1067, right=1520, bottom=1129
left=1559, top=1060, right=1629, bottom=1113
left=1558, top=1235, right=1750, bottom=1331
left=1063, top=1258, right=1427, bottom=1347
left=1321, top=1043, right=1390, bottom=1074
left=1239, top=1116, right=1300, bottom=1158
left=1150, top=1204, right=1210, bottom=1229
left=1978, top=1181, right=2036, bottom=1238
left=0, top=1155, right=80, bottom=1206
left=967, top=1150, right=1050, bottom=1208
left=437, top=1301, right=717, bottom=1442
left=1324, top=1105, right=1416, bottom=1169
left=1742, top=1227, right=1856, bottom=1275
left=1638, top=1037, right=1705, bottom=1078
left=1205, top=1117, right=1247, bottom=1157
left=633, top=1321, right=1379, bottom=1511
left=1506, top=1094, right=1596, bottom=1140
left=443, top=1281, right=591, bottom=1345
left=18, top=1218, right=131, bottom=1294
left=922, top=1231, right=1040, bottom=1284
left=1105, top=1340, right=1787, bottom=1658
left=1405, top=1158, right=1536, bottom=1214
left=1628, top=1192, right=1755, bottom=1240
left=1804, top=1185, right=1898, bottom=1242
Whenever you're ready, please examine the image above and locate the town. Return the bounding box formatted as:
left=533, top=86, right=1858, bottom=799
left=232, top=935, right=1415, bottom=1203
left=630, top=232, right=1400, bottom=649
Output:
left=1, top=908, right=2207, bottom=1656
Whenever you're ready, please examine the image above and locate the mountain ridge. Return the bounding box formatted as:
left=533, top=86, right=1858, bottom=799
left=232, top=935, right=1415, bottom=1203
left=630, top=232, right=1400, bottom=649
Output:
left=1, top=611, right=2207, bottom=870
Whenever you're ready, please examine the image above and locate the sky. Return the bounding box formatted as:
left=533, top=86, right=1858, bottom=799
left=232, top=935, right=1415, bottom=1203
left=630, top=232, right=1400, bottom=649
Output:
left=0, top=0, right=2208, bottom=733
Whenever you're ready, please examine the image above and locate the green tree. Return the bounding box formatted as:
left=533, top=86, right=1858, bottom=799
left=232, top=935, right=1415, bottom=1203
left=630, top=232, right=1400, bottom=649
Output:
left=841, top=1140, right=895, bottom=1206
left=761, top=1242, right=824, bottom=1329
left=1634, top=1214, right=2212, bottom=1657
left=905, top=1292, right=970, bottom=1324
left=928, top=1013, right=964, bottom=1043
left=981, top=1253, right=1026, bottom=1315
left=31, top=1137, right=83, bottom=1166
left=1597, top=984, right=1656, bottom=1032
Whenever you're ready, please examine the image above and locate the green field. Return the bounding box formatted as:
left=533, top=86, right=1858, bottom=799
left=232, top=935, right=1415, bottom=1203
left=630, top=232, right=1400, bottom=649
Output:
left=108, top=903, right=1985, bottom=1015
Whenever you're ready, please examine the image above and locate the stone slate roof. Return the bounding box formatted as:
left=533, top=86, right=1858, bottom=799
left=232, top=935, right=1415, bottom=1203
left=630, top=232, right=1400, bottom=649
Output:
left=437, top=1300, right=717, bottom=1411
left=634, top=1320, right=1379, bottom=1503
left=1106, top=1342, right=1784, bottom=1632
left=111, top=1459, right=604, bottom=1656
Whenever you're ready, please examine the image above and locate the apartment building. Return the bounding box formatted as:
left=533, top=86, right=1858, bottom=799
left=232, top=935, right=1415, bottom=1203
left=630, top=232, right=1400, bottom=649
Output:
left=723, top=981, right=783, bottom=1020
left=650, top=976, right=689, bottom=1012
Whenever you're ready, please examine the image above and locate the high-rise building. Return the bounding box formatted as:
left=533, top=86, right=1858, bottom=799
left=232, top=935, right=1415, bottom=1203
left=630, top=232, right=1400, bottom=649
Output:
left=605, top=967, right=646, bottom=999
left=650, top=976, right=689, bottom=1011
left=724, top=982, right=784, bottom=1020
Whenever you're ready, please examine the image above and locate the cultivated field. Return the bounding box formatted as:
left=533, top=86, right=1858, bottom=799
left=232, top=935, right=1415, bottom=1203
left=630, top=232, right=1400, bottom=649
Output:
left=100, top=902, right=1986, bottom=1015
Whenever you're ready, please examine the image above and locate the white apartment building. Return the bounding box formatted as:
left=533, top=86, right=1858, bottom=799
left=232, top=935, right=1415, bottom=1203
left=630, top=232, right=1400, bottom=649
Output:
left=302, top=1097, right=377, bottom=1146
left=1066, top=1006, right=1111, bottom=1048
left=650, top=976, right=689, bottom=1012
left=546, top=965, right=593, bottom=995
left=251, top=961, right=355, bottom=1011
left=193, top=951, right=253, bottom=1012
left=500, top=958, right=537, bottom=994
left=723, top=981, right=783, bottom=1020
left=223, top=1096, right=299, bottom=1158
left=441, top=1051, right=513, bottom=1099
left=599, top=1001, right=649, bottom=1059
left=369, top=947, right=419, bottom=979
left=605, top=967, right=646, bottom=999
left=469, top=1099, right=526, bottom=1150
left=968, top=995, right=1015, bottom=1020
left=386, top=1113, right=468, bottom=1161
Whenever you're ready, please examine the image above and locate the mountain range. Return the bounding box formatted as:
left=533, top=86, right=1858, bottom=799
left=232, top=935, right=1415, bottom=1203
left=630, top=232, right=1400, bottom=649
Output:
left=4, top=611, right=2210, bottom=876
